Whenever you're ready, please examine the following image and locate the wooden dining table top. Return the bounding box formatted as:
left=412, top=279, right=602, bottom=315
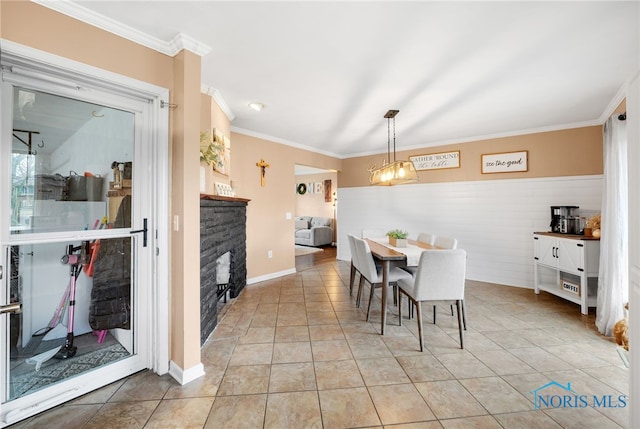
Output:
left=365, top=238, right=439, bottom=260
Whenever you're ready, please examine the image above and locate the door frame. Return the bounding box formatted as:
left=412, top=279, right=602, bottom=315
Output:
left=0, top=39, right=169, bottom=425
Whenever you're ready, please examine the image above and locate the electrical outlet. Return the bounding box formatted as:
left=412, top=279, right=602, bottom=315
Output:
left=268, top=250, right=273, bottom=258
left=286, top=212, right=292, bottom=220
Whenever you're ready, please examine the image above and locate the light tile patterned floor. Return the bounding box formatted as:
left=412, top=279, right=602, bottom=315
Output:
left=10, top=260, right=629, bottom=428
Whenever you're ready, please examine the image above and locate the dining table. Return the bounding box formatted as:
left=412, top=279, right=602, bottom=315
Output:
left=364, top=238, right=438, bottom=335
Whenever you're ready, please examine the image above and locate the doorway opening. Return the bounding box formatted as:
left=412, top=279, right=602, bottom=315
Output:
left=294, top=164, right=338, bottom=270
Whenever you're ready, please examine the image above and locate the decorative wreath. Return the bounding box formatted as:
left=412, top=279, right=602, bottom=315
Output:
left=296, top=183, right=307, bottom=195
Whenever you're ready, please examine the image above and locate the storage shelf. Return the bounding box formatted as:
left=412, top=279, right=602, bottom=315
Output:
left=533, top=233, right=600, bottom=315
left=536, top=281, right=596, bottom=307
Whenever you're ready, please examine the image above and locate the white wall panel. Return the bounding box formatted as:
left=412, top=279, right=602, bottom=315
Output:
left=337, top=175, right=602, bottom=288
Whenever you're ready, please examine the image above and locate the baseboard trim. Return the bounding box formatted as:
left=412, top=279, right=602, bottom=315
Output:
left=168, top=361, right=205, bottom=385
left=247, top=268, right=297, bottom=284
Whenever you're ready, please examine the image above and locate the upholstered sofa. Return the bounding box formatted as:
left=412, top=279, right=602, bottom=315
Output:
left=295, top=216, right=332, bottom=246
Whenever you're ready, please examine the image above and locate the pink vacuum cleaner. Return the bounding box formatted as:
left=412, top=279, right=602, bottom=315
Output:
left=55, top=242, right=89, bottom=360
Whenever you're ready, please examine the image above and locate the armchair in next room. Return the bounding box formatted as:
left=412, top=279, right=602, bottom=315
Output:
left=294, top=216, right=332, bottom=247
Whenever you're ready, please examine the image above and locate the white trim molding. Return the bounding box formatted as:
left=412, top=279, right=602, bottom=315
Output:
left=169, top=361, right=206, bottom=386
left=247, top=268, right=297, bottom=285
left=201, top=85, right=236, bottom=122
left=33, top=0, right=211, bottom=57
left=168, top=33, right=212, bottom=57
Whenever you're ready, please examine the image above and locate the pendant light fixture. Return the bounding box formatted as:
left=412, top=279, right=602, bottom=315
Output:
left=368, top=109, right=419, bottom=186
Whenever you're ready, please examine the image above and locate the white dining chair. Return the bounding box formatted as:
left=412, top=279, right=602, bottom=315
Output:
left=347, top=234, right=361, bottom=296
left=352, top=236, right=412, bottom=321
left=397, top=248, right=467, bottom=351
left=434, top=235, right=458, bottom=250
left=432, top=235, right=462, bottom=322
left=417, top=232, right=436, bottom=246
left=402, top=232, right=437, bottom=276
left=361, top=229, right=385, bottom=239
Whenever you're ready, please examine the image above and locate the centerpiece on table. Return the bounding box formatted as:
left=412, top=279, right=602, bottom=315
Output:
left=386, top=229, right=409, bottom=248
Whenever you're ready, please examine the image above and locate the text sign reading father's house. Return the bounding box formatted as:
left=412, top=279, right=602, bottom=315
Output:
left=481, top=151, right=528, bottom=173
left=410, top=151, right=460, bottom=171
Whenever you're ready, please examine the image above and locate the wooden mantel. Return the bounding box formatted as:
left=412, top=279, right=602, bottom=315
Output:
left=200, top=193, right=251, bottom=203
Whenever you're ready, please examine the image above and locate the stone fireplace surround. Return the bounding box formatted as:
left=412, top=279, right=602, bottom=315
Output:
left=200, top=195, right=249, bottom=345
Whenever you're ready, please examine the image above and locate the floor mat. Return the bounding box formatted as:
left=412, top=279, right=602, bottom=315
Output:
left=295, top=245, right=324, bottom=256
left=10, top=338, right=130, bottom=399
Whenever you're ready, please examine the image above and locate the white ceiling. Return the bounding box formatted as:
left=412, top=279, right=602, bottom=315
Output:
left=40, top=1, right=639, bottom=158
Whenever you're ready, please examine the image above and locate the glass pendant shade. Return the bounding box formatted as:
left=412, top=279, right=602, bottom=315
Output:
left=368, top=109, right=419, bottom=186
left=369, top=160, right=418, bottom=186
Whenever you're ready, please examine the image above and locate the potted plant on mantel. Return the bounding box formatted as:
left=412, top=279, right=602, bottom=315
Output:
left=200, top=131, right=224, bottom=172
left=199, top=131, right=226, bottom=194
left=386, top=229, right=409, bottom=248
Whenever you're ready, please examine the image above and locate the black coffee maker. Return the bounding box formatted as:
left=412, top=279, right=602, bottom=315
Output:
left=550, top=206, right=579, bottom=234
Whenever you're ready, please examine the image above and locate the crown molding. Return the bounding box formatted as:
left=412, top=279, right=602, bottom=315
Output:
left=599, top=68, right=639, bottom=122
left=168, top=33, right=212, bottom=57
left=231, top=127, right=345, bottom=159
left=33, top=0, right=210, bottom=57
left=201, top=85, right=236, bottom=121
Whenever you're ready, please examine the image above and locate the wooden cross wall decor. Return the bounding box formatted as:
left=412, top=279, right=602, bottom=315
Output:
left=256, top=159, right=270, bottom=187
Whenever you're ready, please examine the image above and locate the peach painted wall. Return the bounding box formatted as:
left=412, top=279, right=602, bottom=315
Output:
left=1, top=1, right=173, bottom=90
left=230, top=132, right=342, bottom=280
left=339, top=126, right=603, bottom=187
left=171, top=50, right=202, bottom=371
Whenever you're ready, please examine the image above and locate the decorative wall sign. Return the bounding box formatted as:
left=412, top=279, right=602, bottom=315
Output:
left=296, top=182, right=325, bottom=194
left=409, top=151, right=460, bottom=171
left=324, top=179, right=332, bottom=202
left=481, top=150, right=528, bottom=173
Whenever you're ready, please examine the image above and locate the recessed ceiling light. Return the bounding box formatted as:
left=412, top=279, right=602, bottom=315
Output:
left=248, top=102, right=264, bottom=111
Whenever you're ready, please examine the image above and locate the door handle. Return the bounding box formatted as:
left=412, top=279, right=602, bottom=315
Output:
left=0, top=302, right=22, bottom=315
left=130, top=218, right=148, bottom=247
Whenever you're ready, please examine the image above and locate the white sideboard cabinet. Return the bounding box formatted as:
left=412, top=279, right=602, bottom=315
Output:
left=533, top=232, right=600, bottom=315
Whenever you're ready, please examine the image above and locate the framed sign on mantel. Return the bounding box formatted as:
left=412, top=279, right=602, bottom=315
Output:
left=409, top=150, right=460, bottom=171
left=481, top=150, right=528, bottom=174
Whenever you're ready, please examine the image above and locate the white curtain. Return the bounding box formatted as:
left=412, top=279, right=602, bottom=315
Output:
left=596, top=115, right=628, bottom=336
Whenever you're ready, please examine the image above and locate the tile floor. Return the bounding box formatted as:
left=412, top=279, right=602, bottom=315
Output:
left=10, top=260, right=629, bottom=428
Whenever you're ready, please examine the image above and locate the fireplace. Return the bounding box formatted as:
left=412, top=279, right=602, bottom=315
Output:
left=200, top=195, right=249, bottom=344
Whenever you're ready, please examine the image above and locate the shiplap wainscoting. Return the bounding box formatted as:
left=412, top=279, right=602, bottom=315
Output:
left=336, top=175, right=602, bottom=289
